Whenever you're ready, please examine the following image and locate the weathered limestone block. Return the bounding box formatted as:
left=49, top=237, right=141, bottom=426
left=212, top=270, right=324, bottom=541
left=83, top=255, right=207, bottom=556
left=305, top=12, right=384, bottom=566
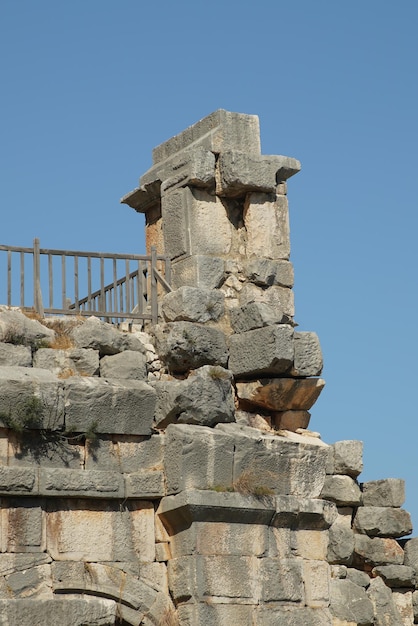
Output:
left=296, top=530, right=329, bottom=560
left=0, top=343, right=32, bottom=367
left=177, top=603, right=254, bottom=626
left=273, top=495, right=337, bottom=530
left=244, top=192, right=290, bottom=260
left=0, top=553, right=51, bottom=577
left=125, top=470, right=165, bottom=498
left=8, top=430, right=83, bottom=469
left=253, top=606, right=333, bottom=625
left=273, top=409, right=311, bottom=431
left=353, top=535, right=404, bottom=567
left=161, top=286, right=225, bottom=323
left=154, top=365, right=235, bottom=428
left=99, top=350, right=147, bottom=380
left=228, top=324, right=294, bottom=378
left=70, top=316, right=145, bottom=356
left=0, top=308, right=55, bottom=348
left=330, top=579, right=374, bottom=625
left=230, top=301, right=288, bottom=334
left=0, top=467, right=38, bottom=495
left=236, top=377, right=325, bottom=411
left=155, top=321, right=228, bottom=373
left=238, top=282, right=295, bottom=318
left=292, top=331, right=323, bottom=377
left=141, top=145, right=216, bottom=191
left=353, top=507, right=412, bottom=538
left=217, top=423, right=328, bottom=498
left=412, top=590, right=418, bottom=622
left=367, top=575, right=405, bottom=625
left=39, top=468, right=124, bottom=498
left=244, top=258, right=294, bottom=288
left=404, top=537, right=418, bottom=569
left=46, top=499, right=155, bottom=563
left=327, top=508, right=355, bottom=565
left=85, top=434, right=164, bottom=473
left=170, top=254, right=225, bottom=290
left=361, top=478, right=405, bottom=507
left=0, top=598, right=117, bottom=626
left=0, top=366, right=64, bottom=430
left=303, top=560, right=330, bottom=607
left=64, top=377, right=156, bottom=435
left=34, top=347, right=100, bottom=377
left=327, top=441, right=364, bottom=478
left=392, top=590, right=414, bottom=626
left=372, top=564, right=415, bottom=588
left=217, top=150, right=300, bottom=196
left=5, top=563, right=51, bottom=598
left=163, top=424, right=235, bottom=494
left=346, top=568, right=371, bottom=588
left=320, top=475, right=361, bottom=506
left=259, top=557, right=303, bottom=602
left=1, top=499, right=45, bottom=552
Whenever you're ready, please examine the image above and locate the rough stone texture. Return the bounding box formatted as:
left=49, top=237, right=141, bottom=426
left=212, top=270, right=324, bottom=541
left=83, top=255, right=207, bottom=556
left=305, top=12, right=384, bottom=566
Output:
left=161, top=286, right=225, bottom=323
left=327, top=440, right=364, bottom=478
left=244, top=258, right=294, bottom=288
left=155, top=321, right=228, bottom=373
left=327, top=508, right=355, bottom=565
left=64, top=377, right=156, bottom=435
left=273, top=409, right=311, bottom=431
left=33, top=347, right=100, bottom=377
left=353, top=506, right=412, bottom=538
left=228, top=324, right=294, bottom=377
left=320, top=475, right=362, bottom=506
left=99, top=350, right=147, bottom=380
left=0, top=343, right=32, bottom=367
left=367, top=575, right=405, bottom=625
left=244, top=192, right=290, bottom=260
left=0, top=309, right=55, bottom=348
left=404, top=537, right=418, bottom=570
left=353, top=535, right=405, bottom=566
left=372, top=564, right=415, bottom=588
left=236, top=377, right=325, bottom=411
left=170, top=255, right=225, bottom=290
left=39, top=468, right=124, bottom=498
left=361, top=478, right=405, bottom=507
left=70, top=316, right=145, bottom=356
left=154, top=365, right=235, bottom=428
left=177, top=603, right=254, bottom=626
left=0, top=597, right=118, bottom=626
left=292, top=331, right=323, bottom=377
left=238, top=281, right=295, bottom=318
left=330, top=579, right=374, bottom=625
left=229, top=301, right=288, bottom=333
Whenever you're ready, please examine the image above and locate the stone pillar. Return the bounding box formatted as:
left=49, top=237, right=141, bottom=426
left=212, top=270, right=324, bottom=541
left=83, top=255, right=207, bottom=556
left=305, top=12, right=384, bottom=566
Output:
left=121, top=109, right=300, bottom=318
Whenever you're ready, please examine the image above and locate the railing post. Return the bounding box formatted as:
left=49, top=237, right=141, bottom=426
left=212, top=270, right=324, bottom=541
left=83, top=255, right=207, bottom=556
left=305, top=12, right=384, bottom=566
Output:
left=33, top=238, right=44, bottom=317
left=150, top=246, right=158, bottom=324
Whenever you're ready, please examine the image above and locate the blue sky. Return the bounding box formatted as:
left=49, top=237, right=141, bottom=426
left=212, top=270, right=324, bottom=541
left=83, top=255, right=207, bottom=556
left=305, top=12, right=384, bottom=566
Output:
left=1, top=1, right=418, bottom=526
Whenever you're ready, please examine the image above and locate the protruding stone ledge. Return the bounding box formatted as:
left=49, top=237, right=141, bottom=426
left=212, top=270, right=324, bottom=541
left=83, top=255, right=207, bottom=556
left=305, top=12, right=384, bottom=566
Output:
left=236, top=377, right=325, bottom=411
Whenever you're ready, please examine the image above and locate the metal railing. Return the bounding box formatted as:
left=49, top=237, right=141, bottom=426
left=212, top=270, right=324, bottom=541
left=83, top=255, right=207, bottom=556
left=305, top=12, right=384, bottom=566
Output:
left=0, top=238, right=172, bottom=324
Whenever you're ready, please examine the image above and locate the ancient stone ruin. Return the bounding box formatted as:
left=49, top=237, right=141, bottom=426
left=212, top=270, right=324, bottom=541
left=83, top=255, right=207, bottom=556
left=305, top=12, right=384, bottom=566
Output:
left=0, top=110, right=416, bottom=624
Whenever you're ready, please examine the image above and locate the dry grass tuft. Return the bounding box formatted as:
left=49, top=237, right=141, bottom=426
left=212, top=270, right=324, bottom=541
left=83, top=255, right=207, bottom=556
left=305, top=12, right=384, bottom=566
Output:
left=233, top=468, right=275, bottom=497
left=160, top=606, right=179, bottom=626
left=57, top=368, right=78, bottom=379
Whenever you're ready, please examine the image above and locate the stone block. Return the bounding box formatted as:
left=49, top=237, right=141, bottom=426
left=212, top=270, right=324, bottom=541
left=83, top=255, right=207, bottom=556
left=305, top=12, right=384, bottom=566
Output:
left=154, top=365, right=235, bottom=428
left=292, top=331, right=323, bottom=377
left=217, top=151, right=300, bottom=196
left=361, top=478, right=405, bottom=507
left=0, top=553, right=51, bottom=577
left=327, top=508, right=355, bottom=565
left=367, top=575, right=404, bottom=625
left=125, top=469, right=165, bottom=498
left=160, top=187, right=190, bottom=259
left=0, top=309, right=55, bottom=348
left=244, top=192, right=290, bottom=260
left=8, top=432, right=83, bottom=469
left=372, top=564, right=416, bottom=588
left=70, top=316, right=145, bottom=356
left=238, top=282, right=295, bottom=318
left=171, top=254, right=225, bottom=290
left=5, top=564, right=51, bottom=597
left=140, top=145, right=215, bottom=192
left=273, top=495, right=337, bottom=529
left=328, top=441, right=364, bottom=478
left=296, top=530, right=329, bottom=560
left=404, top=537, right=418, bottom=569
left=0, top=366, right=64, bottom=431
left=163, top=424, right=235, bottom=494
left=392, top=590, right=414, bottom=626
left=46, top=499, right=154, bottom=563
left=99, top=350, right=147, bottom=380
left=85, top=434, right=164, bottom=473
left=151, top=109, right=261, bottom=164
left=33, top=348, right=99, bottom=377
left=1, top=499, right=45, bottom=552
left=353, top=506, right=412, bottom=538
left=321, top=475, right=362, bottom=506
left=259, top=556, right=303, bottom=602
left=0, top=467, right=38, bottom=495
left=0, top=343, right=31, bottom=367
left=273, top=410, right=311, bottom=431
left=65, top=348, right=99, bottom=376
left=236, top=377, right=325, bottom=410
left=303, top=560, right=330, bottom=607
left=244, top=258, right=294, bottom=288
left=346, top=568, right=370, bottom=587
left=254, top=606, right=333, bottom=625
left=353, top=535, right=404, bottom=566
left=330, top=579, right=374, bottom=625
left=0, top=598, right=117, bottom=626
left=64, top=377, right=156, bottom=435
left=154, top=322, right=228, bottom=373
left=228, top=324, right=294, bottom=378
left=161, top=286, right=225, bottom=323
left=39, top=468, right=124, bottom=498
left=230, top=301, right=288, bottom=333
left=177, top=603, right=254, bottom=626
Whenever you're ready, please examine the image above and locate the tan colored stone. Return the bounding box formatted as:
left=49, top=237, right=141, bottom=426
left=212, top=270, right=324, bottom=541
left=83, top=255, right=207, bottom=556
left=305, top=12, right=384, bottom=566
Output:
left=303, top=560, right=330, bottom=608
left=295, top=530, right=328, bottom=560
left=236, top=378, right=325, bottom=411
left=273, top=410, right=311, bottom=432
left=244, top=192, right=290, bottom=260
left=392, top=590, right=414, bottom=626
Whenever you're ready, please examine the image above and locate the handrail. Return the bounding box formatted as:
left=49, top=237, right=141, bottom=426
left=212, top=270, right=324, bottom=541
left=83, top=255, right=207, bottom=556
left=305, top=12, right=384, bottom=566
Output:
left=0, top=238, right=172, bottom=325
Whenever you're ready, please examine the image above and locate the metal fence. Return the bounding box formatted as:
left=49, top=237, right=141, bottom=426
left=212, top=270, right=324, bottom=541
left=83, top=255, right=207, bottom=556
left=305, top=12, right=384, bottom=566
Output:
left=0, top=238, right=172, bottom=324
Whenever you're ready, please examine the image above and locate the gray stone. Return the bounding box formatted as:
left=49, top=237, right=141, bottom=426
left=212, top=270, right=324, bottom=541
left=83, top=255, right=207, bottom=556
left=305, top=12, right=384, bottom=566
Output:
left=346, top=567, right=371, bottom=587
left=154, top=322, right=228, bottom=373
left=85, top=434, right=164, bottom=473
left=321, top=475, right=362, bottom=506
left=0, top=343, right=32, bottom=367
left=236, top=377, right=325, bottom=411
left=100, top=350, right=147, bottom=380
left=353, top=506, right=412, bottom=538
left=33, top=347, right=100, bottom=377
left=404, top=537, right=418, bottom=570
left=273, top=495, right=337, bottom=530
left=177, top=603, right=254, bottom=626
left=0, top=309, right=55, bottom=348
left=413, top=590, right=418, bottom=621
left=254, top=606, right=333, bottom=626
left=361, top=478, right=405, bottom=507
left=64, top=348, right=99, bottom=376
left=154, top=365, right=235, bottom=428
left=230, top=301, right=288, bottom=333
left=64, top=377, right=156, bottom=435
left=0, top=366, right=64, bottom=431
left=161, top=286, right=225, bottom=323
left=164, top=424, right=235, bottom=494
left=2, top=499, right=44, bottom=551
left=171, top=255, right=225, bottom=290
left=0, top=467, right=37, bottom=494
left=244, top=192, right=290, bottom=260
left=140, top=145, right=215, bottom=192
left=0, top=597, right=117, bottom=625
left=125, top=470, right=165, bottom=498
left=291, top=331, right=323, bottom=377
left=238, top=282, right=294, bottom=318
left=5, top=564, right=51, bottom=597
left=330, top=579, right=374, bottom=625
left=260, top=557, right=303, bottom=602
left=328, top=440, right=364, bottom=478
left=217, top=151, right=300, bottom=197
left=367, top=575, right=404, bottom=625
left=228, top=324, right=294, bottom=377
left=354, top=535, right=404, bottom=566
left=0, top=554, right=51, bottom=577
left=39, top=468, right=124, bottom=498
left=372, top=564, right=415, bottom=588
left=327, top=508, right=355, bottom=565
left=70, top=316, right=145, bottom=356
left=244, top=258, right=294, bottom=288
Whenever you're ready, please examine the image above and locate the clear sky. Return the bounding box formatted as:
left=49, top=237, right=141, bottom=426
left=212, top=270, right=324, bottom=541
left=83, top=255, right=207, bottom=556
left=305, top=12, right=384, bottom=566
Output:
left=1, top=1, right=418, bottom=527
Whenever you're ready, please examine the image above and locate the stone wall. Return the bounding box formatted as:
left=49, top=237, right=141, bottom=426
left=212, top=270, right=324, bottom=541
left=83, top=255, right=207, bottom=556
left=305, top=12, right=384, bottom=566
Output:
left=0, top=111, right=415, bottom=625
